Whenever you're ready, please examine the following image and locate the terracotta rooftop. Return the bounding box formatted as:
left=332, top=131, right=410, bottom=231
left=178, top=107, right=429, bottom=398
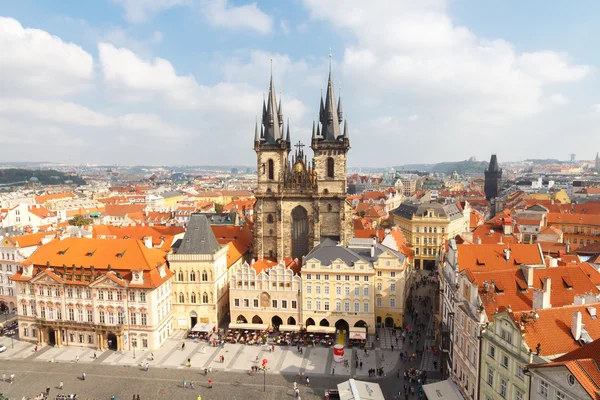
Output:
left=457, top=243, right=544, bottom=272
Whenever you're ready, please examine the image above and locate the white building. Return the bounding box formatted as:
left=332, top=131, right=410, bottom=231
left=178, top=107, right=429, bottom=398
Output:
left=11, top=237, right=173, bottom=351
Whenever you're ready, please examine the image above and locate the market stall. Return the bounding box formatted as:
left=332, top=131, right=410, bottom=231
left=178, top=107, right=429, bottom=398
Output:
left=422, top=379, right=464, bottom=400
left=187, top=322, right=215, bottom=339
left=335, top=379, right=385, bottom=400
left=348, top=327, right=367, bottom=348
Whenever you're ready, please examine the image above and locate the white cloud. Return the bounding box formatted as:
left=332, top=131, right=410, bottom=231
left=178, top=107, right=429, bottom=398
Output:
left=549, top=94, right=570, bottom=106
left=0, top=17, right=93, bottom=96
left=111, top=0, right=190, bottom=23
left=101, top=27, right=164, bottom=57
left=202, top=0, right=273, bottom=35
left=280, top=20, right=291, bottom=35
left=303, top=0, right=590, bottom=125
left=590, top=104, right=600, bottom=117
left=0, top=98, right=112, bottom=127
left=408, top=114, right=419, bottom=122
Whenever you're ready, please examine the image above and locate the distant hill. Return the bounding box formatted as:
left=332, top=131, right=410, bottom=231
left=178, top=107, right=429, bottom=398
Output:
left=0, top=169, right=86, bottom=186
left=394, top=160, right=488, bottom=175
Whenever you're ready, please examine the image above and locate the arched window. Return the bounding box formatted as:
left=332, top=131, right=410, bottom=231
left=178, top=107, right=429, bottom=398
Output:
left=190, top=292, right=196, bottom=303
left=327, top=204, right=333, bottom=212
left=269, top=250, right=274, bottom=258
left=201, top=271, right=208, bottom=282
left=177, top=271, right=184, bottom=281
left=327, top=157, right=334, bottom=178
left=267, top=214, right=274, bottom=223
left=269, top=229, right=274, bottom=235
left=178, top=293, right=184, bottom=303
left=268, top=159, right=274, bottom=180
left=189, top=271, right=196, bottom=281
left=202, top=292, right=209, bottom=304
left=323, top=189, right=329, bottom=195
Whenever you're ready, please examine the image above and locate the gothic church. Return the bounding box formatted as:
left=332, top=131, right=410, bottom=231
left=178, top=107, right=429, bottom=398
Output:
left=253, top=69, right=353, bottom=261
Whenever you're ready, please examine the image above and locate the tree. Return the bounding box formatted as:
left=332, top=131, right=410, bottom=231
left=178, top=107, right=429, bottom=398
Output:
left=214, top=203, right=224, bottom=213
left=69, top=214, right=93, bottom=227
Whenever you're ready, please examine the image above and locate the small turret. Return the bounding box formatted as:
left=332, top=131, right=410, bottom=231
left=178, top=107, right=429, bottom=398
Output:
left=337, top=91, right=343, bottom=124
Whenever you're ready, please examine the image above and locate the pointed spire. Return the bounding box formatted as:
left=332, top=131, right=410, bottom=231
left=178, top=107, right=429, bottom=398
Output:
left=312, top=120, right=316, bottom=139
left=316, top=123, right=321, bottom=138
left=263, top=58, right=282, bottom=143
left=337, top=85, right=343, bottom=124
left=254, top=116, right=259, bottom=143
left=343, top=119, right=349, bottom=140
left=278, top=94, right=283, bottom=121
left=286, top=118, right=291, bottom=144
left=319, top=60, right=341, bottom=141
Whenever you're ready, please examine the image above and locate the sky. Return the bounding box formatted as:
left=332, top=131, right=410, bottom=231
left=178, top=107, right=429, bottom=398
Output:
left=1, top=0, right=600, bottom=167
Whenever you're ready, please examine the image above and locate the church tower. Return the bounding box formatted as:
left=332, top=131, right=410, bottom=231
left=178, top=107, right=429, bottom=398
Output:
left=253, top=66, right=353, bottom=262
left=595, top=152, right=600, bottom=171
left=484, top=154, right=502, bottom=200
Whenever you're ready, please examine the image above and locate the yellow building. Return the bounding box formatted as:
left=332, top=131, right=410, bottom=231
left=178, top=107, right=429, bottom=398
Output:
left=228, top=259, right=302, bottom=328
left=302, top=238, right=408, bottom=331
left=168, top=215, right=234, bottom=329
left=393, top=201, right=469, bottom=269
left=160, top=191, right=184, bottom=208
left=529, top=189, right=570, bottom=204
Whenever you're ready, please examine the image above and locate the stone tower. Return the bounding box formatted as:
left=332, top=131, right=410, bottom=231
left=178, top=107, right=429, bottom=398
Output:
left=484, top=154, right=502, bottom=200
left=595, top=152, right=600, bottom=171
left=253, top=69, right=353, bottom=262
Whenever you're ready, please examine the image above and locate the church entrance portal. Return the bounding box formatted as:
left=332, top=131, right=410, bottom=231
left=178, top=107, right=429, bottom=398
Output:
left=291, top=206, right=309, bottom=260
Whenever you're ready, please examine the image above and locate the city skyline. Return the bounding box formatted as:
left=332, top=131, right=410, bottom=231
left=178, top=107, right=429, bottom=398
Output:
left=1, top=1, right=600, bottom=166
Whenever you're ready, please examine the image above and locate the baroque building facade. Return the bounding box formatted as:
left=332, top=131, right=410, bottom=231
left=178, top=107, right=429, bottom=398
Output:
left=11, top=238, right=173, bottom=351
left=253, top=70, right=353, bottom=262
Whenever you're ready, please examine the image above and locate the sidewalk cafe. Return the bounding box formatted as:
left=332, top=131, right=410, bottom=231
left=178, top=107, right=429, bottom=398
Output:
left=306, top=325, right=336, bottom=346
left=187, top=322, right=215, bottom=340
left=226, top=323, right=269, bottom=344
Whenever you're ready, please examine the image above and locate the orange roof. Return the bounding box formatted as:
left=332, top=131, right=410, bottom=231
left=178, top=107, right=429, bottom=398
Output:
left=92, top=224, right=184, bottom=246
left=457, top=244, right=543, bottom=271
left=27, top=205, right=56, bottom=219
left=23, top=237, right=166, bottom=271
left=529, top=354, right=600, bottom=400
left=477, top=266, right=600, bottom=319
left=522, top=304, right=600, bottom=357
left=539, top=226, right=563, bottom=236
left=354, top=229, right=385, bottom=242
left=8, top=231, right=58, bottom=248
left=548, top=212, right=600, bottom=226
left=580, top=262, right=600, bottom=286
left=252, top=257, right=299, bottom=275
left=211, top=224, right=253, bottom=267
left=104, top=204, right=146, bottom=217
left=34, top=192, right=76, bottom=204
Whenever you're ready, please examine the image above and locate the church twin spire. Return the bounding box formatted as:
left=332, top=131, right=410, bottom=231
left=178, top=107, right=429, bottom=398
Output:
left=255, top=57, right=349, bottom=149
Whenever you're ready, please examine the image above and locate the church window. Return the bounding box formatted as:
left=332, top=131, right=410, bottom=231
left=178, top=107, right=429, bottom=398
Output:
left=201, top=271, right=208, bottom=281
left=268, top=159, right=274, bottom=180
left=190, top=292, right=196, bottom=303
left=267, top=214, right=274, bottom=223
left=327, top=204, right=332, bottom=212
left=202, top=292, right=209, bottom=303
left=327, top=157, right=334, bottom=178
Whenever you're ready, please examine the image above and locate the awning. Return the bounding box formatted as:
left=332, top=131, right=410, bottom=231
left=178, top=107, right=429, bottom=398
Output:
left=337, top=379, right=385, bottom=400
left=228, top=323, right=269, bottom=331
left=422, top=379, right=465, bottom=400
left=279, top=324, right=301, bottom=332
left=349, top=327, right=367, bottom=340
left=307, top=325, right=336, bottom=334
left=191, top=322, right=215, bottom=332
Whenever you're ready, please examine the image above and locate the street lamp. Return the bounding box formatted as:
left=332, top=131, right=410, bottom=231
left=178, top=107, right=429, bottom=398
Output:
left=132, top=338, right=137, bottom=359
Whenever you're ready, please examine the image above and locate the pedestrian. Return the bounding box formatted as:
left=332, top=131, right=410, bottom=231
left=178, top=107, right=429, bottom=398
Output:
left=306, top=377, right=310, bottom=387
left=59, top=381, right=64, bottom=390
left=46, top=386, right=50, bottom=395
left=10, top=373, right=14, bottom=384
left=332, top=367, right=335, bottom=375
left=93, top=352, right=97, bottom=359
left=182, top=342, right=185, bottom=351
left=391, top=344, right=394, bottom=352
left=294, top=381, right=297, bottom=390
left=299, top=371, right=303, bottom=380
left=190, top=381, right=195, bottom=389
left=82, top=371, right=86, bottom=381
left=76, top=354, right=80, bottom=363
left=1, top=373, right=4, bottom=382
left=145, top=362, right=149, bottom=372
left=182, top=380, right=187, bottom=388
left=35, top=345, right=38, bottom=352
left=359, top=361, right=363, bottom=370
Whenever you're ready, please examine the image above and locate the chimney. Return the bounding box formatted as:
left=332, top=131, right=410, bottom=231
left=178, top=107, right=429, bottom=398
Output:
left=574, top=294, right=585, bottom=305
left=475, top=236, right=481, bottom=245
left=571, top=311, right=582, bottom=341
left=504, top=248, right=511, bottom=262
left=143, top=236, right=153, bottom=249
left=549, top=258, right=558, bottom=268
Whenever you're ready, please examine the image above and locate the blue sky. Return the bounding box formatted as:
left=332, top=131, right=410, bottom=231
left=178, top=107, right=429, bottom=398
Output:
left=1, top=0, right=599, bottom=167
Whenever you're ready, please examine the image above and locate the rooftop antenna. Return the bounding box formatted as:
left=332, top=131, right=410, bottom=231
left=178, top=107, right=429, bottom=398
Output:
left=270, top=57, right=273, bottom=78
left=329, top=48, right=332, bottom=73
